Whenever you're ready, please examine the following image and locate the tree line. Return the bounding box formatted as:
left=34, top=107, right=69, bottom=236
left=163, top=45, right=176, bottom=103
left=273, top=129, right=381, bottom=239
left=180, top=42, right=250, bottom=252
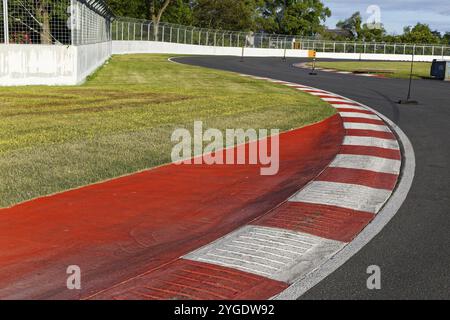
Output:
left=106, top=0, right=450, bottom=45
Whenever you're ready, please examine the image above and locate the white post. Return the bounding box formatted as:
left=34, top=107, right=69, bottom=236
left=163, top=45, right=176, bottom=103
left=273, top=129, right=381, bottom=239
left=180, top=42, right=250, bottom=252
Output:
left=3, top=0, right=8, bottom=44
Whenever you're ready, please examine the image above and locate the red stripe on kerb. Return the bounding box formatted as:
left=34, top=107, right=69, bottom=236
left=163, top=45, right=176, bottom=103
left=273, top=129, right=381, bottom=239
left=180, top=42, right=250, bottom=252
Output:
left=291, top=85, right=309, bottom=89
left=346, top=129, right=396, bottom=140
left=256, top=202, right=373, bottom=242
left=92, top=259, right=288, bottom=300
left=317, top=167, right=399, bottom=190
left=301, top=89, right=326, bottom=93
left=340, top=145, right=401, bottom=160
left=341, top=117, right=385, bottom=125
left=317, top=95, right=340, bottom=99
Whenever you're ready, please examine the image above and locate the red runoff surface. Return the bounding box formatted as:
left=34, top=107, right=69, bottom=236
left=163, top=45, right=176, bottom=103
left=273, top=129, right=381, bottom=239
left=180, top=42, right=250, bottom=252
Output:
left=0, top=114, right=343, bottom=299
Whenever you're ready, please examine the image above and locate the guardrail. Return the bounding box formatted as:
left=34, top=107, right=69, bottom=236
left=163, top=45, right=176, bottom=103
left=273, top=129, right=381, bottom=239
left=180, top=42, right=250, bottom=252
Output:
left=112, top=18, right=450, bottom=57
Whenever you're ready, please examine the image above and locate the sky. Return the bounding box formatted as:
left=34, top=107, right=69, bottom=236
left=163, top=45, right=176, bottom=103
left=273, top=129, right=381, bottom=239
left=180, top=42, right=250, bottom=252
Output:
left=323, top=0, right=450, bottom=35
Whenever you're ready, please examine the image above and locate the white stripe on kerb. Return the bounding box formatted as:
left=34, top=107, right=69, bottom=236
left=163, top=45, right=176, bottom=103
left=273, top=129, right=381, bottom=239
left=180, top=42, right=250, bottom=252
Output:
left=344, top=122, right=391, bottom=132
left=331, top=103, right=365, bottom=110
left=330, top=154, right=401, bottom=175
left=289, top=181, right=392, bottom=213
left=184, top=225, right=344, bottom=283
left=323, top=98, right=351, bottom=103
left=307, top=92, right=338, bottom=97
left=343, top=136, right=399, bottom=150
left=339, top=112, right=379, bottom=120
left=336, top=105, right=368, bottom=111
left=296, top=88, right=321, bottom=91
left=285, top=84, right=309, bottom=88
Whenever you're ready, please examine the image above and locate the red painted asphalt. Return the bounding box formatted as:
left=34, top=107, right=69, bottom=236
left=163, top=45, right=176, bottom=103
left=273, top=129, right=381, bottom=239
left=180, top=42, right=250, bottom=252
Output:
left=92, top=259, right=288, bottom=300
left=256, top=202, right=373, bottom=243
left=0, top=114, right=344, bottom=299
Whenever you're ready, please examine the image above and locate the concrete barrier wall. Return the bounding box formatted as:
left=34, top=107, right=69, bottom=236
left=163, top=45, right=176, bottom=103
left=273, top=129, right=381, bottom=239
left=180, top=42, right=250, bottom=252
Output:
left=1, top=40, right=449, bottom=86
left=113, top=41, right=450, bottom=62
left=112, top=41, right=309, bottom=58
left=76, top=41, right=112, bottom=83
left=0, top=42, right=112, bottom=86
left=316, top=52, right=450, bottom=62
left=0, top=44, right=76, bottom=86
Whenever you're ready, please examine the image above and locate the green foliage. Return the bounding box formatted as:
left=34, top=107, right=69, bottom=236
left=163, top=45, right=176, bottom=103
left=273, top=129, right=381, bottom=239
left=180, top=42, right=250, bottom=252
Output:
left=193, top=0, right=259, bottom=30
left=336, top=11, right=362, bottom=40
left=107, top=0, right=449, bottom=44
left=162, top=0, right=193, bottom=25
left=257, top=0, right=330, bottom=36
left=401, top=23, right=441, bottom=44
left=106, top=0, right=148, bottom=19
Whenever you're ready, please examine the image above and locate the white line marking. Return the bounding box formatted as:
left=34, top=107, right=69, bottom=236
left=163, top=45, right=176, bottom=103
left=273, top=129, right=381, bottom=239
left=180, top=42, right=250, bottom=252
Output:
left=185, top=226, right=344, bottom=283
left=331, top=103, right=364, bottom=109
left=307, top=92, right=338, bottom=97
left=329, top=154, right=401, bottom=174
left=336, top=105, right=368, bottom=111
left=289, top=181, right=392, bottom=213
left=343, top=122, right=391, bottom=132
left=339, top=112, right=379, bottom=120
left=343, top=136, right=399, bottom=150
left=275, top=101, right=415, bottom=300
left=322, top=98, right=352, bottom=103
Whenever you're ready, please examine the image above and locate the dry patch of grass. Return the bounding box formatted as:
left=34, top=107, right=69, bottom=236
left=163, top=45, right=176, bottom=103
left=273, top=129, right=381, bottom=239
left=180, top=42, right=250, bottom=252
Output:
left=311, top=60, right=432, bottom=79
left=0, top=54, right=334, bottom=207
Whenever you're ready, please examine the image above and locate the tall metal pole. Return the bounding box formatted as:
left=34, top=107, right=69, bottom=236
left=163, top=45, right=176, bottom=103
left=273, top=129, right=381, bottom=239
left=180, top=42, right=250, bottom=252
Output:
left=406, top=45, right=415, bottom=101
left=398, top=44, right=418, bottom=104
left=3, top=0, right=9, bottom=44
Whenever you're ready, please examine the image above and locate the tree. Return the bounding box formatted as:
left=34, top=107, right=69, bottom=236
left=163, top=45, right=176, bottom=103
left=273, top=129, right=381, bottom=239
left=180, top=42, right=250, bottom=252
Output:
left=401, top=23, right=441, bottom=44
left=336, top=11, right=362, bottom=40
left=162, top=0, right=194, bottom=25
left=282, top=0, right=330, bottom=36
left=442, top=32, right=450, bottom=45
left=257, top=0, right=330, bottom=36
left=7, top=0, right=70, bottom=44
left=148, top=0, right=173, bottom=38
left=193, top=0, right=260, bottom=31
left=106, top=0, right=147, bottom=19
left=359, top=24, right=386, bottom=42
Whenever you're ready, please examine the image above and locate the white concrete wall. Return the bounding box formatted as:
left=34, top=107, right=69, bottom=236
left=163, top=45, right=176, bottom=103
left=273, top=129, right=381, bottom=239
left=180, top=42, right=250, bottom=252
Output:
left=317, top=52, right=450, bottom=62
left=75, top=41, right=112, bottom=83
left=113, top=41, right=450, bottom=62
left=0, top=44, right=76, bottom=86
left=112, top=41, right=309, bottom=58
left=1, top=40, right=448, bottom=86
left=0, top=42, right=112, bottom=86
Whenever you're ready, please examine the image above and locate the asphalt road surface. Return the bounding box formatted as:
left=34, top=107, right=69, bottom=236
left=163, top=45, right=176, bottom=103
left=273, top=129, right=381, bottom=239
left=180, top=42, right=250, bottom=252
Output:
left=176, top=56, right=450, bottom=300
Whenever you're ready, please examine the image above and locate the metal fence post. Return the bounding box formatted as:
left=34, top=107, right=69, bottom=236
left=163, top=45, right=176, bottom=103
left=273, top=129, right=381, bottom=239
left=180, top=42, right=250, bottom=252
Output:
left=3, top=0, right=9, bottom=44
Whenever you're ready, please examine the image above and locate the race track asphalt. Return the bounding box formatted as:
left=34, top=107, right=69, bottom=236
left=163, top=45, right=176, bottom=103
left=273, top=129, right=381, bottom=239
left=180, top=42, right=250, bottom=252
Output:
left=176, top=56, right=450, bottom=300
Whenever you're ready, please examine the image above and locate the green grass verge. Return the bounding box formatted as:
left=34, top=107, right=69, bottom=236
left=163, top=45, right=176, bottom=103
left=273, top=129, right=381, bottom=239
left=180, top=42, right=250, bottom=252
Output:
left=312, top=61, right=432, bottom=79
left=0, top=54, right=334, bottom=207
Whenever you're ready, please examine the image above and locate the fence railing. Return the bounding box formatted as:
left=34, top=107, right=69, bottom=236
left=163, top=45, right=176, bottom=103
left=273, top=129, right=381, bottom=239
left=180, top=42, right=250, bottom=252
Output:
left=2, top=4, right=450, bottom=57
left=112, top=18, right=303, bottom=50
left=112, top=17, right=450, bottom=57
left=0, top=0, right=113, bottom=45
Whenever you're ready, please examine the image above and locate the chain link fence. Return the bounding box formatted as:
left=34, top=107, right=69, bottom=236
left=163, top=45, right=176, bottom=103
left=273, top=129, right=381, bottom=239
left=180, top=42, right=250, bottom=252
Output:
left=112, top=18, right=299, bottom=50
left=0, top=0, right=113, bottom=45
left=113, top=17, right=450, bottom=57
left=1, top=3, right=449, bottom=57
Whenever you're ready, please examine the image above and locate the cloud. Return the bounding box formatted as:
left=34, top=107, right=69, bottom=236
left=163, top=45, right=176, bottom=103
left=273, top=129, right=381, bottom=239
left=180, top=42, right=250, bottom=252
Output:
left=323, top=0, right=450, bottom=33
